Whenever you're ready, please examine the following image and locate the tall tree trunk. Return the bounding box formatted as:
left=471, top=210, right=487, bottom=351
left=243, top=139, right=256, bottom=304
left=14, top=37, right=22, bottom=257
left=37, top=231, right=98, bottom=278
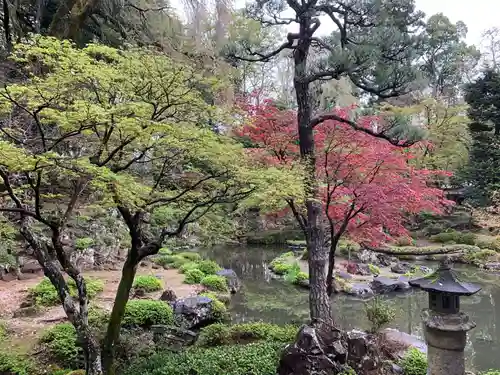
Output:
left=102, top=253, right=138, bottom=375
left=293, top=17, right=332, bottom=325
left=2, top=0, right=11, bottom=52
left=326, top=238, right=338, bottom=296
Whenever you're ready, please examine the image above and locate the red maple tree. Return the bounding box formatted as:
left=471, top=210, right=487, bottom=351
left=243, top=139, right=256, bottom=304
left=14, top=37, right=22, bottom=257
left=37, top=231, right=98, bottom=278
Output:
left=238, top=99, right=452, bottom=293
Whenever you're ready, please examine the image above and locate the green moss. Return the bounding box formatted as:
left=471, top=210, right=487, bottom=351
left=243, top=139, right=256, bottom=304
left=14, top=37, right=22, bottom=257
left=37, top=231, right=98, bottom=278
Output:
left=184, top=269, right=205, bottom=284
left=201, top=275, right=229, bottom=292
left=123, top=300, right=173, bottom=327
left=132, top=275, right=163, bottom=292
left=198, top=322, right=298, bottom=347
left=30, top=278, right=104, bottom=307
left=123, top=341, right=285, bottom=375
left=74, top=237, right=94, bottom=250
left=158, top=247, right=172, bottom=255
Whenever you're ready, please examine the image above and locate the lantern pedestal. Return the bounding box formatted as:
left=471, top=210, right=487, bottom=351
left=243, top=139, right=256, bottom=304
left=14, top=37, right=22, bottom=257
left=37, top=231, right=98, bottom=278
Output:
left=422, top=309, right=476, bottom=375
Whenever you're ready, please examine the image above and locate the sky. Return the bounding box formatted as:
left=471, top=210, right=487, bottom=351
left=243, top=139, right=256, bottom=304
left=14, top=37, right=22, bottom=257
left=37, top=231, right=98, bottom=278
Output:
left=171, top=0, right=500, bottom=47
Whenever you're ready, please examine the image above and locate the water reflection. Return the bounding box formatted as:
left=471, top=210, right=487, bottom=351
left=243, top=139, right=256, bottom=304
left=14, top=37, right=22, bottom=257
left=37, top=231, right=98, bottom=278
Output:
left=199, top=245, right=500, bottom=372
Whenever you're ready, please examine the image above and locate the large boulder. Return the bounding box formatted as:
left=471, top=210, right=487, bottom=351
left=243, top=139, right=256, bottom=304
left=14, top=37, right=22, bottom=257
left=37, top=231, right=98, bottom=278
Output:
left=347, top=330, right=381, bottom=374
left=159, top=288, right=177, bottom=303
left=216, top=269, right=241, bottom=293
left=151, top=325, right=197, bottom=350
left=391, top=262, right=412, bottom=274
left=278, top=323, right=348, bottom=375
left=380, top=328, right=427, bottom=360
left=172, top=296, right=216, bottom=330
left=370, top=276, right=410, bottom=294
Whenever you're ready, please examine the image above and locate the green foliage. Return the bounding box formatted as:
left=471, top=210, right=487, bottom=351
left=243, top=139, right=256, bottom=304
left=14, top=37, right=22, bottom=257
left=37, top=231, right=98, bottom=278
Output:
left=339, top=366, right=357, bottom=375
left=198, top=322, right=298, bottom=347
left=283, top=262, right=308, bottom=285
left=179, top=261, right=201, bottom=274
left=368, top=264, right=381, bottom=275
left=0, top=351, right=35, bottom=375
left=481, top=371, right=500, bottom=375
left=365, top=297, right=396, bottom=333
left=74, top=237, right=94, bottom=250
left=201, top=275, right=229, bottom=292
left=272, top=262, right=292, bottom=275
left=245, top=230, right=304, bottom=245
left=199, top=292, right=228, bottom=322
left=399, top=348, right=427, bottom=375
left=132, top=275, right=163, bottom=292
left=286, top=240, right=307, bottom=247
left=338, top=240, right=361, bottom=257
left=88, top=305, right=109, bottom=329
left=177, top=252, right=201, bottom=261
left=30, top=278, right=104, bottom=306
left=196, top=260, right=222, bottom=275
left=40, top=323, right=81, bottom=369
left=123, top=300, right=173, bottom=327
left=430, top=230, right=477, bottom=245
left=123, top=341, right=285, bottom=375
left=184, top=269, right=205, bottom=284
left=158, top=247, right=172, bottom=255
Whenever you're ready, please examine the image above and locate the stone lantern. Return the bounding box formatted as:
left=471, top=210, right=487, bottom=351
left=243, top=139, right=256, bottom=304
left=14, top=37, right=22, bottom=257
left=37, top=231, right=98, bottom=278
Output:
left=409, top=257, right=480, bottom=375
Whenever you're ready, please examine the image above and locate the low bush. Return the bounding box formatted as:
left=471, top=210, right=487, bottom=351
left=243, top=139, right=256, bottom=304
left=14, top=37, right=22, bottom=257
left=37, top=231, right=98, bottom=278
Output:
left=430, top=230, right=477, bottom=245
left=75, top=237, right=94, bottom=250
left=158, top=247, right=172, bottom=255
left=368, top=264, right=381, bottom=275
left=196, top=260, right=222, bottom=275
left=201, top=275, right=229, bottom=292
left=283, top=263, right=308, bottom=285
left=88, top=305, right=109, bottom=330
left=199, top=292, right=228, bottom=322
left=123, top=341, right=285, bottom=375
left=132, top=275, right=163, bottom=292
left=482, top=371, right=500, bottom=375
left=30, top=278, right=104, bottom=307
left=177, top=252, right=201, bottom=261
left=338, top=240, right=361, bottom=257
left=0, top=351, right=35, bottom=375
left=40, top=323, right=82, bottom=369
left=179, top=261, right=201, bottom=274
left=272, top=262, right=293, bottom=275
left=399, top=348, right=427, bottom=375
left=152, top=255, right=189, bottom=269
left=122, top=300, right=173, bottom=327
left=365, top=297, right=396, bottom=333
left=198, top=322, right=298, bottom=347
left=184, top=269, right=205, bottom=284
left=0, top=321, right=7, bottom=339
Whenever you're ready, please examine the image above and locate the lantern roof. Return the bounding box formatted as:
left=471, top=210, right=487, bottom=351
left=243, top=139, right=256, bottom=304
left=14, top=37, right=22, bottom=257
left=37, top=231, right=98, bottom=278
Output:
left=409, top=257, right=481, bottom=296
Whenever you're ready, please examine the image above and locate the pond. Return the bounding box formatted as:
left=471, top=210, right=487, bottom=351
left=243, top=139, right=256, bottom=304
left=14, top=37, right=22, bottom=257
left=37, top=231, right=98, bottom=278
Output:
left=200, top=245, right=500, bottom=373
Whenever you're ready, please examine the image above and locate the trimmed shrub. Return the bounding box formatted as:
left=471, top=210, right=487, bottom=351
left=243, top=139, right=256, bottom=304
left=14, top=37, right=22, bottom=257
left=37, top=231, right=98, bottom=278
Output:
left=399, top=348, right=427, bottom=375
left=123, top=300, right=173, bottom=327
left=198, top=322, right=298, bottom=347
left=201, top=275, right=229, bottom=292
left=184, top=269, right=205, bottom=284
left=132, top=275, right=163, bottom=292
left=123, top=341, right=285, bottom=375
left=178, top=252, right=201, bottom=261
left=365, top=297, right=396, bottom=333
left=0, top=352, right=35, bottom=375
left=196, top=260, right=222, bottom=275
left=40, top=323, right=81, bottom=369
left=30, top=278, right=104, bottom=307
left=75, top=237, right=94, bottom=250
left=158, top=247, right=172, bottom=255
left=152, top=254, right=189, bottom=268
left=199, top=292, right=228, bottom=322
left=272, top=262, right=293, bottom=275
left=179, top=261, right=201, bottom=274
left=88, top=305, right=109, bottom=330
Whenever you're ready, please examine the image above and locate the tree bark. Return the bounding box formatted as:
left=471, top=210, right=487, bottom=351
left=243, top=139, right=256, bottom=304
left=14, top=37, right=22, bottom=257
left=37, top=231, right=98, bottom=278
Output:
left=2, top=0, right=11, bottom=52
left=326, top=238, right=338, bottom=296
left=102, top=253, right=138, bottom=375
left=293, top=15, right=332, bottom=325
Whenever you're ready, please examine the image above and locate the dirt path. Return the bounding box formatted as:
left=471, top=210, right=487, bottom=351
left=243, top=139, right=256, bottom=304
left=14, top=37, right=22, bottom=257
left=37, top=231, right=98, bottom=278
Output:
left=0, top=265, right=196, bottom=339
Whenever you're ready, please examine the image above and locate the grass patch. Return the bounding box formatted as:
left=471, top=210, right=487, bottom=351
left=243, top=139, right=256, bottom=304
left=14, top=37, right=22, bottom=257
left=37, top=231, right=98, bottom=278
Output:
left=29, top=278, right=104, bottom=307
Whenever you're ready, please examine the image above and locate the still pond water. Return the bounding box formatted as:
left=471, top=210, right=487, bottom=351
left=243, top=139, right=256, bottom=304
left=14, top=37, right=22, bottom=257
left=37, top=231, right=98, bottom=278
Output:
left=200, top=245, right=500, bottom=373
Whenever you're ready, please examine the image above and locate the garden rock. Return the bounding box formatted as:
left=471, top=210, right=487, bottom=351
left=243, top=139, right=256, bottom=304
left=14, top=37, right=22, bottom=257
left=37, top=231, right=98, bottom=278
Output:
left=347, top=330, right=381, bottom=374
left=376, top=254, right=394, bottom=267
left=20, top=261, right=42, bottom=274
left=346, top=263, right=371, bottom=276
left=485, top=262, right=500, bottom=271
left=370, top=276, right=410, bottom=294
left=173, top=296, right=215, bottom=330
left=215, top=269, right=241, bottom=293
left=390, top=262, right=412, bottom=274
left=151, top=325, right=197, bottom=350
left=380, top=328, right=426, bottom=360
left=278, top=323, right=347, bottom=375
left=159, top=288, right=177, bottom=303
left=355, top=250, right=379, bottom=265
left=345, top=283, right=374, bottom=298
left=336, top=270, right=353, bottom=280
